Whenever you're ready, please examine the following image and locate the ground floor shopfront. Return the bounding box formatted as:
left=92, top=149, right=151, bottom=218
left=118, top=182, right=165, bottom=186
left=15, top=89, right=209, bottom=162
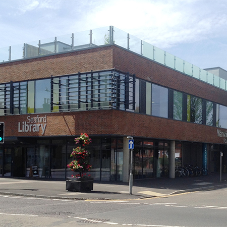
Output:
left=0, top=136, right=226, bottom=182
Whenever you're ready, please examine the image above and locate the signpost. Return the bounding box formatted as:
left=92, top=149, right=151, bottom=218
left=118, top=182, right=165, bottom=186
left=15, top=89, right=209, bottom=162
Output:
left=220, top=152, right=223, bottom=182
left=128, top=137, right=134, bottom=195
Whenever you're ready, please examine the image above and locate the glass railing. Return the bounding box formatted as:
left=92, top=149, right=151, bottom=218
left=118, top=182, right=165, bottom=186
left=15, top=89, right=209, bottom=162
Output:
left=0, top=26, right=226, bottom=91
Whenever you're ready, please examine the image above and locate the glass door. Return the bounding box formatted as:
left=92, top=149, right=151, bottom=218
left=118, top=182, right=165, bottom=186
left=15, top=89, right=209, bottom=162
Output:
left=4, top=148, right=11, bottom=176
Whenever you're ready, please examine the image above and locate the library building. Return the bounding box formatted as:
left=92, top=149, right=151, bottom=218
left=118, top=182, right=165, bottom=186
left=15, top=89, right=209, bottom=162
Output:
left=0, top=26, right=227, bottom=182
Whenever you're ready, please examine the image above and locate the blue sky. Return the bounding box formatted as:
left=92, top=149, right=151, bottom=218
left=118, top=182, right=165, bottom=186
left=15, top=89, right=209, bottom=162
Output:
left=1, top=0, right=227, bottom=70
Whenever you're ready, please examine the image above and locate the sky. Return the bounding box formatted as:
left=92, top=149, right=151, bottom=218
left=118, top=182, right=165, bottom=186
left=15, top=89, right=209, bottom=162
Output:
left=1, top=0, right=227, bottom=70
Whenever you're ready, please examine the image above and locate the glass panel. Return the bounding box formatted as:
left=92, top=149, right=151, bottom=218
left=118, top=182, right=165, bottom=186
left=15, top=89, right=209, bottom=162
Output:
left=165, top=52, right=174, bottom=68
left=187, top=95, right=191, bottom=122
left=193, top=65, right=200, bottom=79
left=35, top=79, right=51, bottom=113
left=220, top=78, right=226, bottom=90
left=190, top=96, right=202, bottom=124
left=173, top=91, right=183, bottom=120
left=92, top=27, right=109, bottom=46
left=213, top=75, right=220, bottom=87
left=0, top=46, right=9, bottom=62
left=51, top=144, right=65, bottom=179
left=152, top=84, right=168, bottom=118
left=184, top=61, right=193, bottom=76
left=175, top=57, right=184, bottom=73
left=217, top=104, right=227, bottom=128
left=11, top=44, right=24, bottom=61
left=134, top=148, right=142, bottom=179
left=60, top=76, right=69, bottom=112
left=74, top=30, right=90, bottom=49
left=146, top=82, right=151, bottom=115
left=89, top=138, right=101, bottom=181
left=5, top=84, right=10, bottom=115
left=129, top=34, right=141, bottom=55
left=13, top=82, right=20, bottom=114
left=135, top=79, right=140, bottom=113
left=24, top=40, right=39, bottom=58
left=200, top=69, right=207, bottom=82
left=101, top=140, right=111, bottom=181
left=40, top=37, right=55, bottom=55
left=4, top=148, right=11, bottom=176
left=53, top=78, right=60, bottom=112
left=206, top=101, right=213, bottom=126
left=207, top=72, right=214, bottom=85
left=38, top=145, right=50, bottom=178
left=114, top=27, right=128, bottom=49
left=100, top=72, right=112, bottom=109
left=57, top=34, right=72, bottom=53
left=92, top=72, right=99, bottom=109
left=20, top=82, right=27, bottom=114
left=175, top=143, right=182, bottom=168
left=142, top=41, right=153, bottom=60
left=143, top=141, right=154, bottom=178
left=154, top=46, right=165, bottom=65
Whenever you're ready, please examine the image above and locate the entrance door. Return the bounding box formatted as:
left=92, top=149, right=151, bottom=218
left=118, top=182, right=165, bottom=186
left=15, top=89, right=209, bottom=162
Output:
left=12, top=147, right=25, bottom=177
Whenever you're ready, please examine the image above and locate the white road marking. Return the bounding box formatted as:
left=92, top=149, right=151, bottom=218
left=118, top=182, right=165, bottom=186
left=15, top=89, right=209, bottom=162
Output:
left=0, top=212, right=38, bottom=217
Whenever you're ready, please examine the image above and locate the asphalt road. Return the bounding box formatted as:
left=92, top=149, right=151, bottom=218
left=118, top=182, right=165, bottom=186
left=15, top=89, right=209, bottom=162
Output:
left=0, top=186, right=227, bottom=227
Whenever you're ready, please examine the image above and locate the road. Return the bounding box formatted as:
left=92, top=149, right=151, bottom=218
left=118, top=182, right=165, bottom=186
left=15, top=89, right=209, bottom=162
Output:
left=0, top=187, right=227, bottom=227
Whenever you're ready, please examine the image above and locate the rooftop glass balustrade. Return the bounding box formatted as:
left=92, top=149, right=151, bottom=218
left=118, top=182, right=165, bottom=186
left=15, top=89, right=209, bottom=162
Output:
left=0, top=26, right=225, bottom=91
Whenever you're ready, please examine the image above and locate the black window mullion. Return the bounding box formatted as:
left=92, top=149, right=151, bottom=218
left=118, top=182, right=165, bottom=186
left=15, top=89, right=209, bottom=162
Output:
left=139, top=80, right=146, bottom=114
left=168, top=89, right=173, bottom=119
left=10, top=81, right=13, bottom=114
left=98, top=73, right=100, bottom=109
left=91, top=72, right=93, bottom=109
left=50, top=76, right=53, bottom=112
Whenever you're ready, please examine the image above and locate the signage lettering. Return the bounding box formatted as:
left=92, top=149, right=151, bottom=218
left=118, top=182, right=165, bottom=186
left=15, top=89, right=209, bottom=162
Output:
left=18, top=115, right=47, bottom=135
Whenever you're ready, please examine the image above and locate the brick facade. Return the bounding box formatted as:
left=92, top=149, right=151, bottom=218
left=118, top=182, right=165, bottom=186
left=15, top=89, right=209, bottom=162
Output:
left=0, top=45, right=226, bottom=144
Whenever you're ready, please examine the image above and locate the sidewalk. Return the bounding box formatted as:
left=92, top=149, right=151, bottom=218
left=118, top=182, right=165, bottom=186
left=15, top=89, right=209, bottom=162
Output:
left=0, top=173, right=226, bottom=200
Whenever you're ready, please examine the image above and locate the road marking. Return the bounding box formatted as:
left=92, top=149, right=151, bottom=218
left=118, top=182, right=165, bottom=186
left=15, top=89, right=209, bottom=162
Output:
left=0, top=212, right=38, bottom=217
left=138, top=191, right=166, bottom=197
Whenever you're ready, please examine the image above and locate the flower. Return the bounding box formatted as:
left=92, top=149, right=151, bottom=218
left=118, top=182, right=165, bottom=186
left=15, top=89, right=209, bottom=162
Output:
left=74, top=133, right=92, bottom=146
left=67, top=133, right=92, bottom=178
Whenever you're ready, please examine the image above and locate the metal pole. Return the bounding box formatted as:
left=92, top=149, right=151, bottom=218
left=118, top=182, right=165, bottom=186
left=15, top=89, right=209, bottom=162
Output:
left=129, top=148, right=133, bottom=194
left=220, top=152, right=223, bottom=182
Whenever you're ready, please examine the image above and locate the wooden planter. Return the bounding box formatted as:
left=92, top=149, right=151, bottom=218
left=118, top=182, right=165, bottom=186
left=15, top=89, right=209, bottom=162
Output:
left=66, top=177, right=93, bottom=192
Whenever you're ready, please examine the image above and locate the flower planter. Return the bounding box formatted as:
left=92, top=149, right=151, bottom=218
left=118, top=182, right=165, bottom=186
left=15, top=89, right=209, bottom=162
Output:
left=66, top=177, right=93, bottom=192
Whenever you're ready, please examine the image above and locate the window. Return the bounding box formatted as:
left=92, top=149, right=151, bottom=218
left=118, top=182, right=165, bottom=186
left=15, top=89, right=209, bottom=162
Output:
left=152, top=84, right=168, bottom=118
left=187, top=95, right=202, bottom=124
left=206, top=101, right=213, bottom=126
left=35, top=79, right=51, bottom=113
left=173, top=91, right=182, bottom=120
left=146, top=82, right=151, bottom=115
left=216, top=104, right=227, bottom=128
left=27, top=81, right=34, bottom=113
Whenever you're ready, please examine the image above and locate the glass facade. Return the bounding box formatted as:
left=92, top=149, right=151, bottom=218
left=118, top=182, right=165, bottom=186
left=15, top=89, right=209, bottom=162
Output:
left=173, top=91, right=183, bottom=120
left=152, top=84, right=168, bottom=118
left=0, top=69, right=227, bottom=129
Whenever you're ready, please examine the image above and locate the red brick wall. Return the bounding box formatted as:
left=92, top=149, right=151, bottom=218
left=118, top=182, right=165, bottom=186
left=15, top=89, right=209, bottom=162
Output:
left=1, top=110, right=224, bottom=144
left=113, top=46, right=227, bottom=106
left=0, top=45, right=226, bottom=144
left=0, top=46, right=113, bottom=82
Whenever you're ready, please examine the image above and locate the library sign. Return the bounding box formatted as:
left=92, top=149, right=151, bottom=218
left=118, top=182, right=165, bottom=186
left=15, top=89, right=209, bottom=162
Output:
left=18, top=115, right=47, bottom=135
